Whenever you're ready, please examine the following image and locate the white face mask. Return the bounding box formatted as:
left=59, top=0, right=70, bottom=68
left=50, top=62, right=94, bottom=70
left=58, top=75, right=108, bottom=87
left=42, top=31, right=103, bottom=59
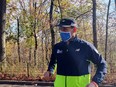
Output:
left=60, top=31, right=72, bottom=42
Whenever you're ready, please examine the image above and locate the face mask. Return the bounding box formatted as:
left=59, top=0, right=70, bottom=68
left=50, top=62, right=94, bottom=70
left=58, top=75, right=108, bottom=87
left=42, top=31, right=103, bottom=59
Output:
left=60, top=31, right=72, bottom=42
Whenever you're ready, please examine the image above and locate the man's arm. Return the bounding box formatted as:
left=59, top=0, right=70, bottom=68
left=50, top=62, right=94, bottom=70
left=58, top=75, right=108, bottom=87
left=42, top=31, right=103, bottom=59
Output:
left=47, top=46, right=57, bottom=73
left=88, top=44, right=107, bottom=85
left=43, top=46, right=57, bottom=81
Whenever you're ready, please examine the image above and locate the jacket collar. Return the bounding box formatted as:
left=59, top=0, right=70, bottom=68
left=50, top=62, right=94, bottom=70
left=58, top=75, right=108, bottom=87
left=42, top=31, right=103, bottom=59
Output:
left=69, top=35, right=79, bottom=42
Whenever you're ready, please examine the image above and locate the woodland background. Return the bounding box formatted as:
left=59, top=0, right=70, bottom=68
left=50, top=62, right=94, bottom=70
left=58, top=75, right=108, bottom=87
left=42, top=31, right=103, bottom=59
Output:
left=0, top=0, right=116, bottom=85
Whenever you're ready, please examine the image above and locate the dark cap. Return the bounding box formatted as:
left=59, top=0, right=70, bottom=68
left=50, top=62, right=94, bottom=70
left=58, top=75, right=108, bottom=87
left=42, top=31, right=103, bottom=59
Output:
left=57, top=18, right=77, bottom=27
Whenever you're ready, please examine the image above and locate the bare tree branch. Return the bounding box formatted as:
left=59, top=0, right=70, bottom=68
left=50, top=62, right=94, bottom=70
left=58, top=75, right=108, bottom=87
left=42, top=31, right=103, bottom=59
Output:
left=75, top=8, right=92, bottom=20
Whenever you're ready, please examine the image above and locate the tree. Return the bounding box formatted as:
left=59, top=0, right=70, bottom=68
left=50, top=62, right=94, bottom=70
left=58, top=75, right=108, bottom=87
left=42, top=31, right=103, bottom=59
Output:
left=115, top=0, right=116, bottom=8
left=0, top=0, right=6, bottom=62
left=58, top=0, right=63, bottom=19
left=17, top=18, right=21, bottom=62
left=92, top=0, right=97, bottom=48
left=50, top=0, right=55, bottom=49
left=33, top=2, right=38, bottom=66
left=105, top=0, right=111, bottom=60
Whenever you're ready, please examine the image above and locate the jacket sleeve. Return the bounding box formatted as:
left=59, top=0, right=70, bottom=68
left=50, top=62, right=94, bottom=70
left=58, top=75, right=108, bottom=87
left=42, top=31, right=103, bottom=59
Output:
left=47, top=46, right=57, bottom=73
left=88, top=43, right=107, bottom=85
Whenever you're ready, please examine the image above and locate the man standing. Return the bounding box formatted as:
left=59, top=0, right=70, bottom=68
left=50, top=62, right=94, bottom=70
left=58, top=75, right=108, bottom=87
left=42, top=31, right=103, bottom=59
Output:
left=44, top=18, right=107, bottom=87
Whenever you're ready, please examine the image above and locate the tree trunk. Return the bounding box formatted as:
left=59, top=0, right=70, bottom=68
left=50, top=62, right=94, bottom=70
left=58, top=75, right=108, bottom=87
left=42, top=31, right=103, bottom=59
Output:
left=17, top=18, right=21, bottom=62
left=41, top=31, right=45, bottom=73
left=50, top=0, right=55, bottom=49
left=115, top=0, right=116, bottom=10
left=92, top=0, right=97, bottom=49
left=29, top=0, right=33, bottom=15
left=29, top=47, right=32, bottom=63
left=58, top=0, right=63, bottom=19
left=33, top=2, right=37, bottom=66
left=105, top=0, right=111, bottom=60
left=44, top=31, right=49, bottom=65
left=0, top=0, right=6, bottom=62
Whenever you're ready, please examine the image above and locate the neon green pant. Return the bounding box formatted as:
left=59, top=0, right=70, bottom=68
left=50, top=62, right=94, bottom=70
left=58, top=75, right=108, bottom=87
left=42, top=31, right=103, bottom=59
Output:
left=54, top=74, right=90, bottom=87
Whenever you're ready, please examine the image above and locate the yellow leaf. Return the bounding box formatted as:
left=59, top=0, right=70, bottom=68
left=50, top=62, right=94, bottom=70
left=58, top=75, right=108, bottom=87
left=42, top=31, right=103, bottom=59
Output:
left=7, top=0, right=10, bottom=3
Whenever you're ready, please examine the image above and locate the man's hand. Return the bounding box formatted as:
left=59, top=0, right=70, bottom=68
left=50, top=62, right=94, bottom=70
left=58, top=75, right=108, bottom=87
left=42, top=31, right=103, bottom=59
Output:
left=43, top=71, right=52, bottom=81
left=86, top=81, right=98, bottom=87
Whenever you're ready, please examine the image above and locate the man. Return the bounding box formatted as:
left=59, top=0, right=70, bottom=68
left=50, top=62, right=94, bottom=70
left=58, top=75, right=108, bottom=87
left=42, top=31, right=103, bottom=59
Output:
left=44, top=18, right=107, bottom=87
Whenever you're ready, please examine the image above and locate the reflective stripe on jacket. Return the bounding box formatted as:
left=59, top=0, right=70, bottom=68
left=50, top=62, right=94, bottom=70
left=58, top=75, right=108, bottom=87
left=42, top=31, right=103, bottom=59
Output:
left=54, top=74, right=90, bottom=87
